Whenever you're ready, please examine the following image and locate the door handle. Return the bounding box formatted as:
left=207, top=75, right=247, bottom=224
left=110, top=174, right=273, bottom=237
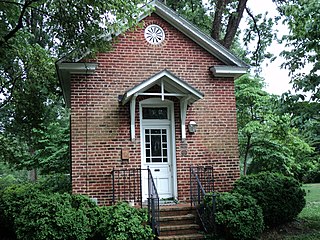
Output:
left=154, top=169, right=160, bottom=172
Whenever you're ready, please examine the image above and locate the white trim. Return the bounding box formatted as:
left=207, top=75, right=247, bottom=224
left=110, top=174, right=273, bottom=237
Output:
left=180, top=97, right=190, bottom=141
left=122, top=69, right=204, bottom=105
left=137, top=92, right=187, bottom=97
left=57, top=62, right=98, bottom=74
left=209, top=66, right=248, bottom=78
left=139, top=98, right=177, bottom=200
left=130, top=96, right=137, bottom=141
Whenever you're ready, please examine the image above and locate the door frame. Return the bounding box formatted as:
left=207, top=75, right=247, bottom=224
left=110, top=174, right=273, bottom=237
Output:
left=139, top=98, right=177, bottom=200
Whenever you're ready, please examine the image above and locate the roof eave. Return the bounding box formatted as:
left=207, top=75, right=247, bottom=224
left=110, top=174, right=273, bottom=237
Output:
left=209, top=66, right=248, bottom=79
left=56, top=62, right=98, bottom=107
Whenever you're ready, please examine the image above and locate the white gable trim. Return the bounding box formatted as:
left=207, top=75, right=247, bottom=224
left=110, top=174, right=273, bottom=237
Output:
left=123, top=69, right=204, bottom=141
left=122, top=69, right=204, bottom=105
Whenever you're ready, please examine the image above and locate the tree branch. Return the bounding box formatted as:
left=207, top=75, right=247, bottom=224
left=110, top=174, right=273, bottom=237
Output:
left=245, top=7, right=261, bottom=67
left=0, top=1, right=31, bottom=46
left=0, top=0, right=47, bottom=47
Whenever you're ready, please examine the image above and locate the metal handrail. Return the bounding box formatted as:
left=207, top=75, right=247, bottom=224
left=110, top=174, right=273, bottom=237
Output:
left=147, top=167, right=160, bottom=236
left=190, top=166, right=216, bottom=233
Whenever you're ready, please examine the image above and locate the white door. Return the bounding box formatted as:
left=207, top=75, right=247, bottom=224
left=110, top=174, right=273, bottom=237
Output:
left=140, top=101, right=175, bottom=201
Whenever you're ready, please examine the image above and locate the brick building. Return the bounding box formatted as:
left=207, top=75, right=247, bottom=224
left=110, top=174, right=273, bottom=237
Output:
left=57, top=0, right=248, bottom=206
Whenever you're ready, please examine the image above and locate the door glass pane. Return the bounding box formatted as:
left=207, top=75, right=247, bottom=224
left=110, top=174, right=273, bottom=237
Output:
left=152, top=158, right=162, bottom=163
left=142, top=107, right=168, bottom=119
left=151, top=135, right=161, bottom=156
left=146, top=149, right=150, bottom=157
left=144, top=128, right=169, bottom=163
left=151, top=129, right=161, bottom=134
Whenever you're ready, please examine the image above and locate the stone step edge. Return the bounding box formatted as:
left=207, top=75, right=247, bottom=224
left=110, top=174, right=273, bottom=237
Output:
left=157, top=233, right=205, bottom=240
left=161, top=224, right=200, bottom=231
left=160, top=214, right=195, bottom=222
left=160, top=206, right=193, bottom=212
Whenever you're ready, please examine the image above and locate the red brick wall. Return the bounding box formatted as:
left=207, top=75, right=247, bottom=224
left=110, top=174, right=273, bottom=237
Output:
left=70, top=13, right=240, bottom=205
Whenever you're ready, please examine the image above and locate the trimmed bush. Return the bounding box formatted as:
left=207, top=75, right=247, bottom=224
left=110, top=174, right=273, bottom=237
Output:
left=0, top=183, right=41, bottom=239
left=206, top=192, right=264, bottom=240
left=233, top=172, right=306, bottom=226
left=14, top=193, right=99, bottom=240
left=94, top=202, right=153, bottom=240
left=0, top=183, right=153, bottom=240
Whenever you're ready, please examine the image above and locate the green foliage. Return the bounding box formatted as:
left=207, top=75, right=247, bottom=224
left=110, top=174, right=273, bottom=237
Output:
left=95, top=202, right=153, bottom=240
left=0, top=162, right=29, bottom=190
left=0, top=184, right=93, bottom=240
left=280, top=93, right=320, bottom=182
left=15, top=193, right=98, bottom=240
left=36, top=174, right=71, bottom=194
left=233, top=172, right=306, bottom=226
left=0, top=182, right=152, bottom=240
left=206, top=192, right=264, bottom=240
left=33, top=111, right=71, bottom=175
left=276, top=0, right=320, bottom=102
left=235, top=74, right=315, bottom=179
left=166, top=0, right=212, bottom=35
left=0, top=183, right=41, bottom=238
left=0, top=0, right=147, bottom=176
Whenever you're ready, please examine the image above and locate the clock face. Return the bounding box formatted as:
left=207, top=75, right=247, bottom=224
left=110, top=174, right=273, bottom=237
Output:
left=144, top=24, right=165, bottom=45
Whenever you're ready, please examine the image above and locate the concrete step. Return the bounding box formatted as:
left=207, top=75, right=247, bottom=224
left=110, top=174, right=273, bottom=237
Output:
left=160, top=205, right=195, bottom=217
left=160, top=213, right=196, bottom=226
left=157, top=204, right=205, bottom=240
left=160, top=224, right=200, bottom=236
left=157, top=233, right=205, bottom=240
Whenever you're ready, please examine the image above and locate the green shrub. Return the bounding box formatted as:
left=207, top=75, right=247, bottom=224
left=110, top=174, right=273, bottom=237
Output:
left=94, top=202, right=153, bottom=240
left=14, top=193, right=98, bottom=240
left=206, top=192, right=264, bottom=240
left=0, top=183, right=41, bottom=239
left=0, top=183, right=152, bottom=240
left=36, top=173, right=71, bottom=194
left=233, top=172, right=306, bottom=226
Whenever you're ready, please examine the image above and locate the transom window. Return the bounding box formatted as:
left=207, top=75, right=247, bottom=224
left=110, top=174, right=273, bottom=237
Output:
left=145, top=129, right=168, bottom=163
left=142, top=107, right=168, bottom=119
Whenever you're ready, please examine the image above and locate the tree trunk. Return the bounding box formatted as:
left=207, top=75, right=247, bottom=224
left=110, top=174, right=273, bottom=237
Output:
left=28, top=168, right=38, bottom=182
left=223, top=0, right=248, bottom=49
left=243, top=134, right=251, bottom=175
left=211, top=0, right=227, bottom=42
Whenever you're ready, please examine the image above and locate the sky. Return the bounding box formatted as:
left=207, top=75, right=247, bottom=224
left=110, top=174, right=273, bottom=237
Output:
left=244, top=0, right=293, bottom=95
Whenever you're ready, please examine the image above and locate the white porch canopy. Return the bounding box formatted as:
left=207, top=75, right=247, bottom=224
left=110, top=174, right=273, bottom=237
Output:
left=121, top=70, right=204, bottom=141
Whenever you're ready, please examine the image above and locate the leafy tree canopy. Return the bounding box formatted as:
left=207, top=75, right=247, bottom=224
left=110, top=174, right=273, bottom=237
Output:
left=0, top=0, right=147, bottom=174
left=275, top=0, right=320, bottom=101
left=235, top=74, right=315, bottom=179
left=166, top=0, right=277, bottom=69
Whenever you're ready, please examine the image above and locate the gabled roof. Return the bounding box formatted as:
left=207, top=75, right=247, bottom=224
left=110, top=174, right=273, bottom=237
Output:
left=56, top=0, right=249, bottom=107
left=145, top=1, right=248, bottom=68
left=121, top=69, right=204, bottom=105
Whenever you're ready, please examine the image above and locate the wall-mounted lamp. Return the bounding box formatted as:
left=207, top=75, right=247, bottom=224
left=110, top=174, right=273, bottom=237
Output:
left=188, top=120, right=198, bottom=133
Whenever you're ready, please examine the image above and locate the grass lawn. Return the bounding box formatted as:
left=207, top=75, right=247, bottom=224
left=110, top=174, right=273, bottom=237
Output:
left=262, top=183, right=320, bottom=240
